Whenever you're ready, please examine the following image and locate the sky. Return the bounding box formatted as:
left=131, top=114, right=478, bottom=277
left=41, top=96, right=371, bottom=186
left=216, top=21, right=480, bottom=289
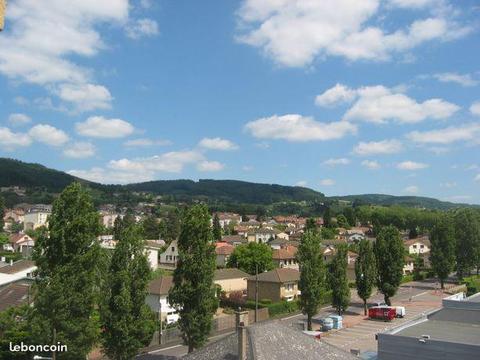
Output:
left=0, top=0, right=479, bottom=203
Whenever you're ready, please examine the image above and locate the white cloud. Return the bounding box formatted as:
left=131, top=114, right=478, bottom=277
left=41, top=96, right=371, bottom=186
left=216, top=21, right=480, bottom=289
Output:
left=389, top=0, right=436, bottom=8
left=242, top=165, right=254, bottom=172
left=404, top=185, right=419, bottom=194
left=56, top=83, right=113, bottom=112
left=245, top=114, right=356, bottom=142
left=343, top=85, right=459, bottom=124
left=14, top=96, right=29, bottom=106
left=295, top=180, right=308, bottom=187
left=319, top=179, right=335, bottom=186
left=8, top=113, right=31, bottom=126
left=125, top=18, right=159, bottom=39
left=197, top=161, right=225, bottom=172
left=68, top=167, right=154, bottom=185
left=440, top=181, right=457, bottom=188
left=353, top=139, right=403, bottom=156
left=475, top=174, right=480, bottom=182
left=0, top=127, right=32, bottom=150
left=361, top=160, right=381, bottom=169
left=28, top=124, right=69, bottom=146
left=198, top=137, right=239, bottom=151
left=397, top=161, right=429, bottom=170
left=407, top=123, right=480, bottom=144
left=76, top=116, right=135, bottom=138
left=446, top=195, right=472, bottom=202
left=108, top=150, right=205, bottom=173
left=433, top=72, right=478, bottom=87
left=63, top=142, right=96, bottom=159
left=470, top=101, right=480, bottom=116
left=315, top=84, right=356, bottom=107
left=123, top=138, right=172, bottom=147
left=323, top=158, right=350, bottom=166
left=236, top=1, right=470, bottom=67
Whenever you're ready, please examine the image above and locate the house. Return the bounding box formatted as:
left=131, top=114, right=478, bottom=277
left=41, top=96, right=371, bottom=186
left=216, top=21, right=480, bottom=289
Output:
left=3, top=208, right=25, bottom=224
left=214, top=268, right=249, bottom=294
left=146, top=276, right=179, bottom=324
left=8, top=233, right=35, bottom=257
left=247, top=228, right=277, bottom=244
left=215, top=243, right=235, bottom=268
left=404, top=237, right=431, bottom=255
left=347, top=250, right=358, bottom=265
left=403, top=256, right=415, bottom=275
left=272, top=246, right=298, bottom=270
left=24, top=207, right=50, bottom=230
left=145, top=240, right=165, bottom=270
left=100, top=212, right=123, bottom=228
left=276, top=232, right=289, bottom=240
left=247, top=268, right=300, bottom=303
left=159, top=240, right=178, bottom=269
left=214, top=212, right=242, bottom=229
left=222, top=235, right=248, bottom=247
left=322, top=245, right=336, bottom=263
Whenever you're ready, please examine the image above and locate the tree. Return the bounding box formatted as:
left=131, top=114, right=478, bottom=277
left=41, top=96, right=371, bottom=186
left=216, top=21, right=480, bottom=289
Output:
left=297, top=230, right=324, bottom=330
left=161, top=208, right=181, bottom=241
left=168, top=205, right=218, bottom=353
left=32, top=182, right=102, bottom=359
left=101, top=220, right=156, bottom=359
left=355, top=239, right=376, bottom=315
left=343, top=207, right=356, bottom=227
left=141, top=215, right=161, bottom=239
left=454, top=209, right=480, bottom=279
left=328, top=244, right=350, bottom=315
left=10, top=222, right=24, bottom=233
left=430, top=216, right=455, bottom=289
left=0, top=305, right=34, bottom=360
left=0, top=194, right=4, bottom=231
left=226, top=242, right=274, bottom=275
left=255, top=206, right=267, bottom=222
left=212, top=213, right=222, bottom=241
left=336, top=214, right=350, bottom=229
left=305, top=218, right=317, bottom=232
left=374, top=226, right=404, bottom=305
left=323, top=207, right=332, bottom=228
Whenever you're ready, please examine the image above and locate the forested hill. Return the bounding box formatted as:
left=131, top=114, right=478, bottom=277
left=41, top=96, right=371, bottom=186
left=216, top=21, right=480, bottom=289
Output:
left=331, top=194, right=479, bottom=210
left=0, top=157, right=478, bottom=209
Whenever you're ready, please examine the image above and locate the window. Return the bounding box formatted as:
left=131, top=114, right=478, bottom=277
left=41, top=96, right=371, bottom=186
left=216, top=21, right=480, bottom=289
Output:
left=171, top=247, right=175, bottom=252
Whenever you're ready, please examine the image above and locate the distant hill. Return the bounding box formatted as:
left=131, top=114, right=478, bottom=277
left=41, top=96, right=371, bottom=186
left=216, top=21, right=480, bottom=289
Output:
left=331, top=194, right=479, bottom=210
left=0, top=157, right=477, bottom=209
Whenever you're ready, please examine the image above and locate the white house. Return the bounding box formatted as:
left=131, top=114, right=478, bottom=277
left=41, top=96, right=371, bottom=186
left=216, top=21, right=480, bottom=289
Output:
left=405, top=237, right=431, bottom=255
left=159, top=240, right=178, bottom=268
left=247, top=228, right=277, bottom=244
left=24, top=209, right=50, bottom=230
left=146, top=276, right=179, bottom=324
left=144, top=240, right=165, bottom=270
left=8, top=233, right=35, bottom=256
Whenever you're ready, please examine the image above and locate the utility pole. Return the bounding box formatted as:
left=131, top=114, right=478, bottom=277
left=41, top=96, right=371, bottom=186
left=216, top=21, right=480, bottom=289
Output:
left=0, top=0, right=6, bottom=31
left=255, top=263, right=258, bottom=323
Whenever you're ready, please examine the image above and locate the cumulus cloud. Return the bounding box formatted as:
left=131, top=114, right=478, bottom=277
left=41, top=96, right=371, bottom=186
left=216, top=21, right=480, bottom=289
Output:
left=433, top=72, right=478, bottom=87
left=323, top=158, right=350, bottom=166
left=245, top=114, right=356, bottom=142
left=0, top=127, right=32, bottom=150
left=55, top=83, right=113, bottom=112
left=8, top=113, right=31, bottom=126
left=123, top=138, right=172, bottom=147
left=342, top=85, right=459, bottom=124
left=63, top=142, right=96, bottom=159
left=315, top=84, right=356, bottom=107
left=407, top=123, right=480, bottom=144
left=295, top=180, right=308, bottom=187
left=470, top=101, right=480, bottom=116
left=198, top=137, right=239, bottom=151
left=68, top=167, right=154, bottom=184
left=236, top=0, right=470, bottom=67
left=196, top=161, right=225, bottom=172
left=397, top=161, right=429, bottom=170
left=353, top=139, right=403, bottom=156
left=28, top=124, right=69, bottom=146
left=319, top=179, right=335, bottom=186
left=126, top=18, right=159, bottom=39
left=76, top=116, right=135, bottom=138
left=361, top=160, right=381, bottom=169
left=404, top=185, right=419, bottom=194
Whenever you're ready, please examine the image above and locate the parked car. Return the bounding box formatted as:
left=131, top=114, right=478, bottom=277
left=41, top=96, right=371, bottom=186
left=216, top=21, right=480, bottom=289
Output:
left=368, top=306, right=396, bottom=321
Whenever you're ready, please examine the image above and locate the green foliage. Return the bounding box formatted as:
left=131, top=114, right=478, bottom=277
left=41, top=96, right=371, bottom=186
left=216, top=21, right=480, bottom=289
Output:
left=374, top=226, right=404, bottom=305
left=9, top=222, right=24, bottom=233
left=141, top=215, right=162, bottom=240
left=323, top=207, right=332, bottom=228
left=342, top=207, right=356, bottom=227
left=297, top=230, right=325, bottom=330
left=101, top=221, right=156, bottom=360
left=320, top=227, right=337, bottom=240
left=31, top=182, right=102, bottom=359
left=265, top=300, right=299, bottom=317
left=463, top=275, right=480, bottom=297
left=336, top=214, right=350, bottom=229
left=0, top=233, right=8, bottom=247
left=212, top=213, right=222, bottom=241
left=0, top=305, right=34, bottom=360
left=328, top=244, right=350, bottom=315
left=168, top=205, right=218, bottom=353
left=226, top=242, right=274, bottom=275
left=355, top=239, right=376, bottom=315
left=160, top=208, right=181, bottom=242
left=0, top=194, right=4, bottom=231
left=453, top=209, right=480, bottom=279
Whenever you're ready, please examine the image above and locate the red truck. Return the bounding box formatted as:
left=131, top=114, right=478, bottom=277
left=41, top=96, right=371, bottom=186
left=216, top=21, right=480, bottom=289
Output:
left=368, top=306, right=396, bottom=321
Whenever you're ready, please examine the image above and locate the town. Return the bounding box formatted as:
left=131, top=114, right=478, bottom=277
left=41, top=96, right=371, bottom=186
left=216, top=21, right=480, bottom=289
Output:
left=1, top=181, right=479, bottom=359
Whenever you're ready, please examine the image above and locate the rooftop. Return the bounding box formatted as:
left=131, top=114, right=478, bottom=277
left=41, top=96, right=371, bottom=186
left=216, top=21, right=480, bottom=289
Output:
left=0, top=282, right=31, bottom=312
left=247, top=268, right=299, bottom=283
left=148, top=275, right=173, bottom=296
left=0, top=260, right=36, bottom=274
left=214, top=268, right=249, bottom=281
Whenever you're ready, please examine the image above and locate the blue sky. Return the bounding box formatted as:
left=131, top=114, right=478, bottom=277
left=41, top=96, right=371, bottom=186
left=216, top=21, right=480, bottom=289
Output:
left=0, top=0, right=479, bottom=203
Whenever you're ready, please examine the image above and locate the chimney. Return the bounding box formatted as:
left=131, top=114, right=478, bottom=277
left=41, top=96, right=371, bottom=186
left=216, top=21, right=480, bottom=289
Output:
left=235, top=308, right=249, bottom=360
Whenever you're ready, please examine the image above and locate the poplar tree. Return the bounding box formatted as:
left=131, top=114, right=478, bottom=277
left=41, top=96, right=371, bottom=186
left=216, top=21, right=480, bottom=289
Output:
left=329, top=244, right=350, bottom=315
left=429, top=215, right=455, bottom=288
left=297, top=230, right=324, bottom=330
left=212, top=213, right=222, bottom=241
left=355, top=239, right=376, bottom=315
left=454, top=209, right=480, bottom=279
left=168, top=205, right=218, bottom=353
left=101, top=221, right=156, bottom=359
left=0, top=194, right=4, bottom=231
left=374, top=226, right=404, bottom=306
left=32, top=182, right=102, bottom=359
